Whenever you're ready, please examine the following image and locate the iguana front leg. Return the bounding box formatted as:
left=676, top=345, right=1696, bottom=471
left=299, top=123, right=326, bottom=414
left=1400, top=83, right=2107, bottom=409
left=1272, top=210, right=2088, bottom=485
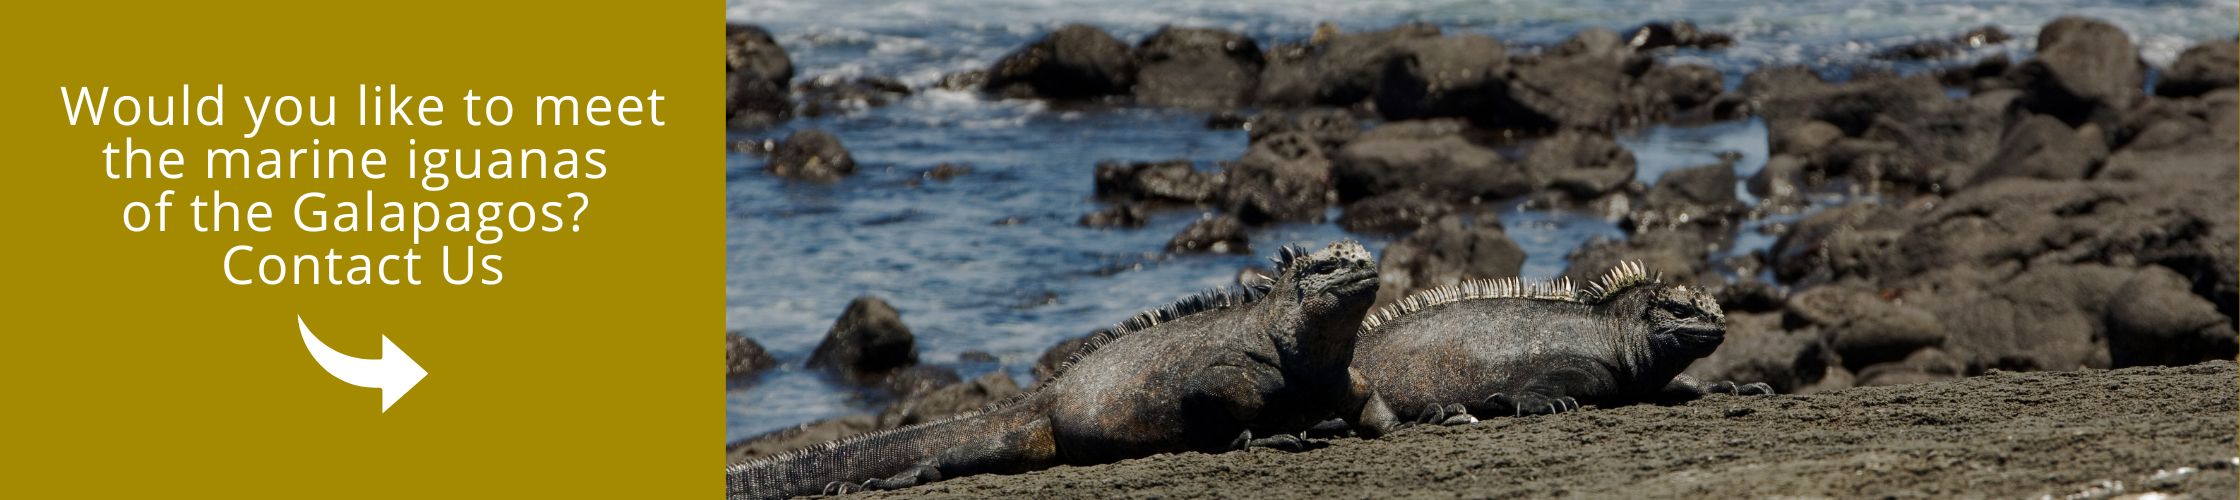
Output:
left=829, top=419, right=1059, bottom=495
left=1341, top=367, right=1399, bottom=438
left=1655, top=374, right=1775, bottom=403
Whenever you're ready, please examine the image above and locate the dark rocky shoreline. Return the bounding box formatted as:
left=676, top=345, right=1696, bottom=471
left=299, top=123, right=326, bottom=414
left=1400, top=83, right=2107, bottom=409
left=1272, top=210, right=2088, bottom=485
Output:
left=726, top=14, right=2239, bottom=495
left=856, top=362, right=2239, bottom=499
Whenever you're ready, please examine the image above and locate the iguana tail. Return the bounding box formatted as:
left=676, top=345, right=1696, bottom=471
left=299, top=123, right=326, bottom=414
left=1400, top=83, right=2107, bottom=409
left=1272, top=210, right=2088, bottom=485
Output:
left=725, top=400, right=1051, bottom=499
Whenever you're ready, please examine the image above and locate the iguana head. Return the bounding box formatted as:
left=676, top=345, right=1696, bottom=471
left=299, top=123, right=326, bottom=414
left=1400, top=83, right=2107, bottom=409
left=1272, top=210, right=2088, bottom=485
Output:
left=1275, top=240, right=1379, bottom=313
left=1583, top=261, right=1726, bottom=360
left=1632, top=283, right=1727, bottom=358
left=1267, top=240, right=1379, bottom=367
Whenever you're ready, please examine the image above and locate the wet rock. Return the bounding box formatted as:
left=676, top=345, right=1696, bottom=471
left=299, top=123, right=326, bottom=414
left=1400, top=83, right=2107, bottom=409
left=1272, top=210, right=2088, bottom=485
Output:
left=1093, top=159, right=1224, bottom=204
left=726, top=332, right=778, bottom=381
left=1626, top=160, right=1743, bottom=233
left=1487, top=40, right=1650, bottom=131
left=764, top=129, right=857, bottom=182
left=1373, top=34, right=1508, bottom=121
left=1805, top=138, right=1909, bottom=191
left=1331, top=120, right=1523, bottom=202
left=957, top=351, right=999, bottom=363
left=1716, top=279, right=1788, bottom=313
left=1637, top=63, right=1724, bottom=111
left=2105, top=265, right=2240, bottom=366
left=1747, top=154, right=1808, bottom=200
left=1865, top=179, right=2237, bottom=299
left=1682, top=312, right=1825, bottom=393
left=727, top=24, right=795, bottom=129
left=1078, top=203, right=1148, bottom=228
left=1133, top=26, right=1264, bottom=109
left=1871, top=25, right=2013, bottom=60
left=1221, top=132, right=1333, bottom=224
left=984, top=24, right=1138, bottom=100
left=922, top=162, right=971, bottom=182
left=879, top=364, right=964, bottom=398
left=796, top=76, right=911, bottom=117
left=806, top=296, right=921, bottom=383
left=1205, top=111, right=1250, bottom=129
left=2116, top=116, right=2207, bottom=153
left=1737, top=65, right=1822, bottom=96
left=1942, top=54, right=2016, bottom=91
left=1747, top=68, right=1945, bottom=136
left=1767, top=200, right=1916, bottom=287
left=1784, top=284, right=1946, bottom=370
left=2109, top=96, right=2219, bottom=153
left=2008, top=16, right=2145, bottom=126
left=1350, top=116, right=1467, bottom=140
left=1964, top=114, right=2108, bottom=187
left=2101, top=105, right=2239, bottom=183
left=1812, top=89, right=2018, bottom=192
left=1626, top=20, right=1735, bottom=51
left=1552, top=27, right=1630, bottom=60
left=1563, top=231, right=1714, bottom=287
left=938, top=70, right=989, bottom=91
left=1774, top=246, right=2231, bottom=378
left=1255, top=24, right=1442, bottom=108
left=876, top=372, right=1023, bottom=428
left=1338, top=190, right=1454, bottom=235
left=727, top=24, right=794, bottom=81
left=2156, top=39, right=2238, bottom=98
left=1167, top=214, right=1251, bottom=254
left=1375, top=214, right=1525, bottom=305
left=1772, top=121, right=1844, bottom=157
left=1521, top=130, right=1638, bottom=198
left=1245, top=108, right=1362, bottom=152
left=1894, top=263, right=2236, bottom=373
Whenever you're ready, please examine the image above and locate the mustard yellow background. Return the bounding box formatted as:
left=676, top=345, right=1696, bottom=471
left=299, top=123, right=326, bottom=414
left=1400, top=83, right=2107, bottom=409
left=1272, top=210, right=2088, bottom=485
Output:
left=1, top=2, right=717, bottom=496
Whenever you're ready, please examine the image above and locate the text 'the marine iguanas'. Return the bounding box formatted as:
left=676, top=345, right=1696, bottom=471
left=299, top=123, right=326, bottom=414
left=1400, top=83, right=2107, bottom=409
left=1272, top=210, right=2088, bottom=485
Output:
left=726, top=241, right=1399, bottom=499
left=1353, top=261, right=1771, bottom=425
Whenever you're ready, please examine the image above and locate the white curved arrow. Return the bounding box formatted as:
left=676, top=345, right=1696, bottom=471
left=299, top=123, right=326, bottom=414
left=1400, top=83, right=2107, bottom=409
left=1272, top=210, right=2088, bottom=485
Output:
left=297, top=316, right=427, bottom=412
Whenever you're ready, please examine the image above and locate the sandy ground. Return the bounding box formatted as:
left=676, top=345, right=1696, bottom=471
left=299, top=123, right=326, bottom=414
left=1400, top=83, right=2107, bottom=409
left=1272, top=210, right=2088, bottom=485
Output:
left=856, top=361, right=2238, bottom=499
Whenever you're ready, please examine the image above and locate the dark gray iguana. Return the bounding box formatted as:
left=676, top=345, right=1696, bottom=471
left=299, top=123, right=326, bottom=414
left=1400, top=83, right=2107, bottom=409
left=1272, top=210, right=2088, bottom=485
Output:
left=1352, top=261, right=1772, bottom=425
left=726, top=241, right=1399, bottom=499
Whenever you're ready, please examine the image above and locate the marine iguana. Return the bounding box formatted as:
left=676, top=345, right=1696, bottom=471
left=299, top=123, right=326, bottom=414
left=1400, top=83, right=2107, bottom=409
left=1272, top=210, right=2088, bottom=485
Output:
left=1352, top=261, right=1771, bottom=425
left=726, top=241, right=1398, bottom=499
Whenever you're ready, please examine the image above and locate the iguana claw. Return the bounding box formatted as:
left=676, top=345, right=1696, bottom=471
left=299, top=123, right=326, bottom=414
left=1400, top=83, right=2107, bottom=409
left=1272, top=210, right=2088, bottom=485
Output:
left=1438, top=403, right=1479, bottom=426
left=1485, top=392, right=1579, bottom=416
left=1707, top=381, right=1776, bottom=396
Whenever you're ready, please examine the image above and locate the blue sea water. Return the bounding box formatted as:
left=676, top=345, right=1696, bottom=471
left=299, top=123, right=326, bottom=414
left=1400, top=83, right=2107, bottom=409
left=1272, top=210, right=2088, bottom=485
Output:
left=724, top=0, right=2238, bottom=442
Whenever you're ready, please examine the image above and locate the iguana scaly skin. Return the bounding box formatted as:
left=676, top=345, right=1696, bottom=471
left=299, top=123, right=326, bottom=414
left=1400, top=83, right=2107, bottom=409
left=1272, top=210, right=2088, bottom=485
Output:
left=726, top=241, right=1398, bottom=499
left=1352, top=261, right=1771, bottom=424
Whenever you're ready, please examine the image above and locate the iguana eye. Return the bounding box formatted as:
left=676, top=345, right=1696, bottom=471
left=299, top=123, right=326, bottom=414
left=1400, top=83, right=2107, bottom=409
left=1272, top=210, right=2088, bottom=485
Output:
left=1311, top=261, right=1341, bottom=275
left=1662, top=303, right=1697, bottom=319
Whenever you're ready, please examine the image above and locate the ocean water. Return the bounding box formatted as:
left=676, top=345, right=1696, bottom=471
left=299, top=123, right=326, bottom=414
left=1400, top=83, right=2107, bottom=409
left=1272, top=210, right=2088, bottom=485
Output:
left=723, top=0, right=2238, bottom=442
